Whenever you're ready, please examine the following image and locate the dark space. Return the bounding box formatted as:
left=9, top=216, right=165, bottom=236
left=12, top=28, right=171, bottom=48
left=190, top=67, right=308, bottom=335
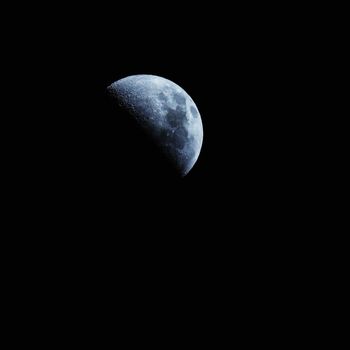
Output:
left=5, top=4, right=319, bottom=338
left=11, top=4, right=309, bottom=258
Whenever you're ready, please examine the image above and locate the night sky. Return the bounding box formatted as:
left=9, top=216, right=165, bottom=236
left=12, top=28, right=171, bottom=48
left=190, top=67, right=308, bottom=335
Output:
left=10, top=3, right=309, bottom=234
left=9, top=4, right=312, bottom=314
left=1, top=4, right=327, bottom=344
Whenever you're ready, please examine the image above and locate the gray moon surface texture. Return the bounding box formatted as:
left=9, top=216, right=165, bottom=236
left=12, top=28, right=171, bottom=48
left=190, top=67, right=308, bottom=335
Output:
left=107, top=75, right=203, bottom=176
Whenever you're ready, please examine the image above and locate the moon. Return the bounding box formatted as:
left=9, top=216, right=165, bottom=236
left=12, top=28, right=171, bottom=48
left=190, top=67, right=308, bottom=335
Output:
left=107, top=75, right=203, bottom=176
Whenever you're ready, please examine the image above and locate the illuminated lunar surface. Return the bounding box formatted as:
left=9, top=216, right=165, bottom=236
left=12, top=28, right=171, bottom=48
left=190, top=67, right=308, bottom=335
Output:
left=107, top=75, right=203, bottom=176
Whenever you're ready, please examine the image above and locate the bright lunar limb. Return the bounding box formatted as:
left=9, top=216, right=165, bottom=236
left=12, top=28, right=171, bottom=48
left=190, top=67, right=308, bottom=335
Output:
left=107, top=75, right=203, bottom=177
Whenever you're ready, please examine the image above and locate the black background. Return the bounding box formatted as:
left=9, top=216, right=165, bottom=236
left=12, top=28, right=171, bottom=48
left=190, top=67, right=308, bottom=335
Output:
left=3, top=4, right=341, bottom=344
left=8, top=4, right=313, bottom=259
left=5, top=4, right=321, bottom=331
left=7, top=4, right=315, bottom=254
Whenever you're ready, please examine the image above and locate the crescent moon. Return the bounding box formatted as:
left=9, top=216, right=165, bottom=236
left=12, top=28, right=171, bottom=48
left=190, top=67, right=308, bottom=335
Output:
left=107, top=75, right=203, bottom=176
